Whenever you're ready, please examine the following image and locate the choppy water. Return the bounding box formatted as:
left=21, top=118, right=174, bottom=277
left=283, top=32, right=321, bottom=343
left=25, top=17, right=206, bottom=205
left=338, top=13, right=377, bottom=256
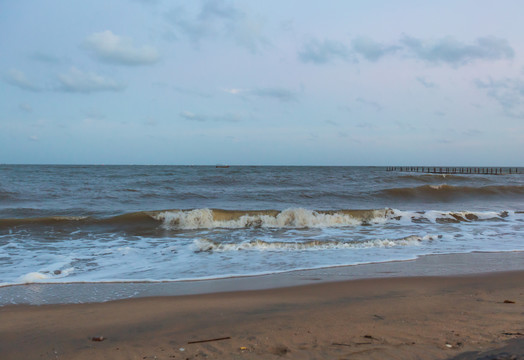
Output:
left=1, top=165, right=523, bottom=289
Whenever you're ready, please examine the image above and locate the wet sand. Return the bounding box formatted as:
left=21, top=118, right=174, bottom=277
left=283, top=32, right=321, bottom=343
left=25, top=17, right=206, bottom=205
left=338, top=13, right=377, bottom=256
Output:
left=1, top=269, right=524, bottom=359
left=3, top=251, right=524, bottom=306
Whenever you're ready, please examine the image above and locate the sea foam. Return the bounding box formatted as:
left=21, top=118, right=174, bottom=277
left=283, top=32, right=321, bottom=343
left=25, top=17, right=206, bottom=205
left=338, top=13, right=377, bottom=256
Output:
left=193, top=234, right=438, bottom=253
left=153, top=208, right=513, bottom=229
left=154, top=208, right=387, bottom=229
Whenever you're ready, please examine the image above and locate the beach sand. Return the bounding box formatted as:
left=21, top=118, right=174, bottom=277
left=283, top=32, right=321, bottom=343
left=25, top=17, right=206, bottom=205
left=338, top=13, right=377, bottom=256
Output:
left=1, top=269, right=524, bottom=359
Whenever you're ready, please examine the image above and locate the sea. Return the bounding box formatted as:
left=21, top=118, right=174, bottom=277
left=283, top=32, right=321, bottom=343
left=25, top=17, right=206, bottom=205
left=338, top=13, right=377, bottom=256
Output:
left=1, top=165, right=523, bottom=304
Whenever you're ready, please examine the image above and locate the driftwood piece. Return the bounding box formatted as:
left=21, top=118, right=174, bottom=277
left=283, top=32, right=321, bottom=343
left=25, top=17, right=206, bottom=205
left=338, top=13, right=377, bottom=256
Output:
left=187, top=336, right=231, bottom=344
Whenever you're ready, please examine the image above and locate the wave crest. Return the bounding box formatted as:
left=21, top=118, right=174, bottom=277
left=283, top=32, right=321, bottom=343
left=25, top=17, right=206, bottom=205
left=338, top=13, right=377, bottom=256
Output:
left=382, top=184, right=524, bottom=200
left=193, top=234, right=438, bottom=252
left=154, top=208, right=388, bottom=230
left=1, top=208, right=516, bottom=231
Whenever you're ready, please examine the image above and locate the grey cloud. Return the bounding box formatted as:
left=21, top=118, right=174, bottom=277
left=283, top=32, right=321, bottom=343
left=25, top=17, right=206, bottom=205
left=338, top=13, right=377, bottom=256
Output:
left=30, top=51, right=61, bottom=64
left=131, top=0, right=160, bottom=4
left=84, top=31, right=160, bottom=66
left=200, top=0, right=240, bottom=20
left=180, top=110, right=242, bottom=122
left=57, top=67, right=126, bottom=93
left=307, top=132, right=319, bottom=141
left=475, top=77, right=524, bottom=118
left=251, top=87, right=298, bottom=102
left=4, top=69, right=41, bottom=92
left=19, top=103, right=33, bottom=113
left=298, top=38, right=350, bottom=64
left=434, top=110, right=446, bottom=117
left=338, top=132, right=361, bottom=143
left=299, top=35, right=514, bottom=67
left=463, top=129, right=482, bottom=136
left=180, top=111, right=207, bottom=122
left=356, top=97, right=383, bottom=111
left=216, top=113, right=243, bottom=122
left=401, top=35, right=514, bottom=65
left=144, top=117, right=158, bottom=126
left=225, top=87, right=299, bottom=102
left=165, top=0, right=267, bottom=53
left=325, top=120, right=339, bottom=126
left=351, top=37, right=400, bottom=61
left=173, top=86, right=213, bottom=98
left=417, top=76, right=437, bottom=88
left=84, top=109, right=106, bottom=120
left=165, top=7, right=210, bottom=43
left=395, top=121, right=416, bottom=131
left=356, top=121, right=374, bottom=128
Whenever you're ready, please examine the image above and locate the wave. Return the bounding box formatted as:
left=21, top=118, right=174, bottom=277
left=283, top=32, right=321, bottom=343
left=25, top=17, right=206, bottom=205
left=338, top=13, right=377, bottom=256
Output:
left=0, top=208, right=517, bottom=231
left=154, top=208, right=517, bottom=228
left=193, top=234, right=439, bottom=252
left=0, top=190, right=21, bottom=201
left=390, top=209, right=512, bottom=224
left=381, top=184, right=524, bottom=200
left=153, top=208, right=388, bottom=229
left=397, top=174, right=485, bottom=182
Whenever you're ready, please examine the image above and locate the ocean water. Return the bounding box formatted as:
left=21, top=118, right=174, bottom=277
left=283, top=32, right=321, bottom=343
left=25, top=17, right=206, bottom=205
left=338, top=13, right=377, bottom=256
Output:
left=1, top=165, right=523, bottom=292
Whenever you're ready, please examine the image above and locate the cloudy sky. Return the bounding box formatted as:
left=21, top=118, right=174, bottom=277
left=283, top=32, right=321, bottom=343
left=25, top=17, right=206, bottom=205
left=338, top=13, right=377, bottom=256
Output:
left=1, top=0, right=523, bottom=165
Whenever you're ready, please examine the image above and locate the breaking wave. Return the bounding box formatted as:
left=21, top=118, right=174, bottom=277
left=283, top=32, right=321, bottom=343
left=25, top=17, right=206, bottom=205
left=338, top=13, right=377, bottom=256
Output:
left=0, top=208, right=517, bottom=231
left=154, top=208, right=387, bottom=229
left=155, top=208, right=516, bottom=229
left=193, top=234, right=439, bottom=252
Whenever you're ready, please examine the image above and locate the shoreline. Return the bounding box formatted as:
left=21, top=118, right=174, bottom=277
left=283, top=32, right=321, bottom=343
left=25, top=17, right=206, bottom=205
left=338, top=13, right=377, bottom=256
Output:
left=1, top=267, right=523, bottom=359
left=1, top=251, right=524, bottom=306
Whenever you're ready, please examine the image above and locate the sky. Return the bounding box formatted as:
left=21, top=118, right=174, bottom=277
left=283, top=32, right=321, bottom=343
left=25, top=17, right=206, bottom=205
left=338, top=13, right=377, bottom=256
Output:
left=1, top=0, right=524, bottom=166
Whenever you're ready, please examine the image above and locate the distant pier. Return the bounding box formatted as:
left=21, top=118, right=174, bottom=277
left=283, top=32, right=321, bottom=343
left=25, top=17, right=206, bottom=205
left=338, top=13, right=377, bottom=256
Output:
left=386, top=167, right=520, bottom=175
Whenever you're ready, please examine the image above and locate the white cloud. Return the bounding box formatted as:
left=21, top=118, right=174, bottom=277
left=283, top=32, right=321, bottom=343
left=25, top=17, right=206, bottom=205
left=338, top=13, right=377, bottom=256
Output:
left=223, top=88, right=245, bottom=95
left=180, top=111, right=207, bottom=122
left=57, top=67, right=125, bottom=93
left=4, top=69, right=41, bottom=92
left=84, top=30, right=160, bottom=65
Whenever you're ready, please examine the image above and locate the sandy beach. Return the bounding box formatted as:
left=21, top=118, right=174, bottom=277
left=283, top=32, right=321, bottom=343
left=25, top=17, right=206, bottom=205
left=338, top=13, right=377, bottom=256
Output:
left=2, top=265, right=524, bottom=359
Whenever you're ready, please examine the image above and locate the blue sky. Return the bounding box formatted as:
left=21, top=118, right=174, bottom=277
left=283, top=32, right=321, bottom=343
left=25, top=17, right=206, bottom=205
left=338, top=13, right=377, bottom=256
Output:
left=1, top=0, right=523, bottom=165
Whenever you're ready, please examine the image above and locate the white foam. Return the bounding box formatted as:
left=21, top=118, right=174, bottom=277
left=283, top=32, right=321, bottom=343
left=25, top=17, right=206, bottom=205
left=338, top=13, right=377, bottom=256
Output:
left=16, top=266, right=75, bottom=284
left=389, top=209, right=511, bottom=224
left=193, top=234, right=428, bottom=253
left=154, top=208, right=383, bottom=230
left=153, top=208, right=513, bottom=230
left=3, top=208, right=522, bottom=292
left=18, top=272, right=51, bottom=283
left=155, top=208, right=215, bottom=229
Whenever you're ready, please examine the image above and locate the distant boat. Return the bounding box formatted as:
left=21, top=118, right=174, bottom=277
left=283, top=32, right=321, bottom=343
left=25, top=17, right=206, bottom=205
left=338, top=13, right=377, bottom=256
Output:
left=216, top=164, right=230, bottom=168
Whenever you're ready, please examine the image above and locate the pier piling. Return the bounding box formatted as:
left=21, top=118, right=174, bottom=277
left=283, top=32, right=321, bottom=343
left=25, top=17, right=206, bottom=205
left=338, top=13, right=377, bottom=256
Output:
left=386, top=167, right=519, bottom=175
